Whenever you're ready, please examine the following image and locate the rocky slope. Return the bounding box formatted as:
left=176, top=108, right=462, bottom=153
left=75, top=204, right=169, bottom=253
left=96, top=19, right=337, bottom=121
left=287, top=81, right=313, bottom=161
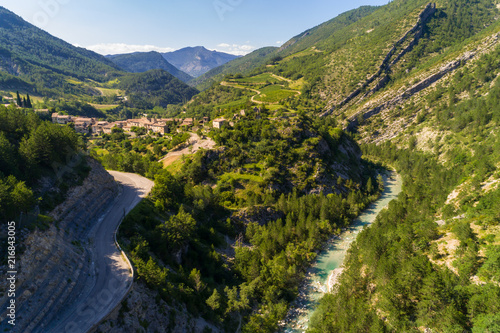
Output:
left=0, top=158, right=118, bottom=332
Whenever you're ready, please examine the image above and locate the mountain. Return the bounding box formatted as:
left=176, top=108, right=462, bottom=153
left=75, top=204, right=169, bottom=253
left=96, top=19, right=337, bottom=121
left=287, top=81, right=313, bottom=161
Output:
left=162, top=46, right=239, bottom=77
left=116, top=69, right=198, bottom=108
left=158, top=1, right=500, bottom=329
left=191, top=5, right=379, bottom=90
left=106, top=51, right=193, bottom=82
left=0, top=6, right=121, bottom=96
left=4, top=0, right=500, bottom=332
left=0, top=6, right=198, bottom=106
left=189, top=46, right=278, bottom=90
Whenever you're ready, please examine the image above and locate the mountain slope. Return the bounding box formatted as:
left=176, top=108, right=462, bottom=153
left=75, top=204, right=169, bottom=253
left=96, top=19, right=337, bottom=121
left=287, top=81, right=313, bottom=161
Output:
left=116, top=69, right=198, bottom=108
left=0, top=6, right=121, bottom=95
left=0, top=6, right=198, bottom=105
left=189, top=46, right=278, bottom=90
left=191, top=5, right=379, bottom=91
left=162, top=46, right=239, bottom=77
left=106, top=51, right=193, bottom=82
left=304, top=0, right=500, bottom=332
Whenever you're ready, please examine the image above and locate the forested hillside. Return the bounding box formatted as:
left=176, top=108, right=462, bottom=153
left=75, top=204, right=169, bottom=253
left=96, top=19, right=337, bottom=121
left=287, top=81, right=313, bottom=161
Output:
left=0, top=6, right=199, bottom=107
left=307, top=0, right=500, bottom=332
left=0, top=105, right=87, bottom=221
left=0, top=7, right=121, bottom=96
left=107, top=51, right=193, bottom=82
left=110, top=111, right=382, bottom=332
left=91, top=0, right=500, bottom=331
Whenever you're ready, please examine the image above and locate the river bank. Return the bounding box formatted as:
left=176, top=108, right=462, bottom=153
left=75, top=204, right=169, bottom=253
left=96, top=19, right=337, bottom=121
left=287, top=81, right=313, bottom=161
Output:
left=281, top=171, right=403, bottom=332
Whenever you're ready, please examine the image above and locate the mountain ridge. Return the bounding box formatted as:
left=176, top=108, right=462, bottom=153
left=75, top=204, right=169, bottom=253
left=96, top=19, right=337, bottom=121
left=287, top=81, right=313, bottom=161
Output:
left=162, top=46, right=239, bottom=77
left=106, top=51, right=193, bottom=82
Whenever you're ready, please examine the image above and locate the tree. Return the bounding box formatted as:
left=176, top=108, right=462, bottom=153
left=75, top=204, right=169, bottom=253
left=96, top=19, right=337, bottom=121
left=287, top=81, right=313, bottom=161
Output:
left=151, top=171, right=183, bottom=210
left=16, top=91, right=22, bottom=107
left=366, top=177, right=374, bottom=194
left=26, top=94, right=33, bottom=108
left=189, top=268, right=206, bottom=292
left=159, top=206, right=196, bottom=250
left=206, top=289, right=221, bottom=311
left=10, top=181, right=35, bottom=213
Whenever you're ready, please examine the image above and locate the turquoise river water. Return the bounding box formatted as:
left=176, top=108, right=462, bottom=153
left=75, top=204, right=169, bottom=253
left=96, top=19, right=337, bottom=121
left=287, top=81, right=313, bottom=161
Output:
left=282, top=171, right=403, bottom=332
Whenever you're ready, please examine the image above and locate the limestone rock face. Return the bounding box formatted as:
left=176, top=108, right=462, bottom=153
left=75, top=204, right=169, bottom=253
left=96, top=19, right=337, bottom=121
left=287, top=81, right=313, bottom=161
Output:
left=92, top=282, right=221, bottom=333
left=0, top=158, right=118, bottom=332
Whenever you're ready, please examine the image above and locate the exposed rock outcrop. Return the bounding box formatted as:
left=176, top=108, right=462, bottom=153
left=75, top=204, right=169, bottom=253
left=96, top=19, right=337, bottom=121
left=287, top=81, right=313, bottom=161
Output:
left=91, top=282, right=221, bottom=333
left=322, top=3, right=437, bottom=115
left=345, top=50, right=476, bottom=132
left=0, top=158, right=118, bottom=333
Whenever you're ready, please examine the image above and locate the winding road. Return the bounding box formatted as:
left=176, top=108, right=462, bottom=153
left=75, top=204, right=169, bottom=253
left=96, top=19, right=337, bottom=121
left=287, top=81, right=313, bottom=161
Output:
left=42, top=172, right=154, bottom=333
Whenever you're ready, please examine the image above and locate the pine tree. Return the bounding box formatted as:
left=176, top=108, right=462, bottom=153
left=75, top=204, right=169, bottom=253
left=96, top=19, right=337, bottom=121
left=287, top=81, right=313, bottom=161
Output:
left=22, top=97, right=27, bottom=108
left=366, top=177, right=374, bottom=194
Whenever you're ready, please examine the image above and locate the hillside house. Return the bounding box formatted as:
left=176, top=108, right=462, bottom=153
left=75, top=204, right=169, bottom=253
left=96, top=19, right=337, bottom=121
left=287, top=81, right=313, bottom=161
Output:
left=150, top=122, right=169, bottom=134
left=213, top=118, right=226, bottom=129
left=55, top=114, right=72, bottom=125
left=73, top=117, right=93, bottom=134
left=181, top=118, right=194, bottom=127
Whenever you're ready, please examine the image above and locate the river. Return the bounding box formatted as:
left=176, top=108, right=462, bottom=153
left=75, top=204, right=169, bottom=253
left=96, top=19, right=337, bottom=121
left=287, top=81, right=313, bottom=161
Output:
left=282, top=171, right=403, bottom=332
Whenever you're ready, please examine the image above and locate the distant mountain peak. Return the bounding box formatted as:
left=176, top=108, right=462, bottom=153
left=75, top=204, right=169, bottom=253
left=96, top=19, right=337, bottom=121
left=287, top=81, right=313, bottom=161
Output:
left=162, top=47, right=239, bottom=77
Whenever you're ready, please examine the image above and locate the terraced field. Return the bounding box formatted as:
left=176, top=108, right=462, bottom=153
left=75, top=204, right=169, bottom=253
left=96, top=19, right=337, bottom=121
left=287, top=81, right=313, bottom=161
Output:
left=222, top=72, right=301, bottom=104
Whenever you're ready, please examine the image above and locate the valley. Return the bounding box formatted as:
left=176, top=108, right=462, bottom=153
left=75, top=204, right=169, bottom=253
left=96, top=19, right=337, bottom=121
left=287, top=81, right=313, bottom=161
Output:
left=1, top=0, right=500, bottom=332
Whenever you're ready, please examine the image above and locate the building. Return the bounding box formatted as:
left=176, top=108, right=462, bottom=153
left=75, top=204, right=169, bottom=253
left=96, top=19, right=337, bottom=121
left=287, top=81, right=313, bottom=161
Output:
left=213, top=118, right=226, bottom=129
left=73, top=119, right=92, bottom=134
left=55, top=114, right=72, bottom=125
left=150, top=122, right=169, bottom=134
left=93, top=121, right=109, bottom=135
left=180, top=118, right=194, bottom=127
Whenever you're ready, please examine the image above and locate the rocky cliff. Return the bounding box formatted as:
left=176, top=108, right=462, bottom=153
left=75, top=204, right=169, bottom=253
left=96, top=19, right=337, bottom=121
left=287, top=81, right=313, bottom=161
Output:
left=0, top=158, right=118, bottom=332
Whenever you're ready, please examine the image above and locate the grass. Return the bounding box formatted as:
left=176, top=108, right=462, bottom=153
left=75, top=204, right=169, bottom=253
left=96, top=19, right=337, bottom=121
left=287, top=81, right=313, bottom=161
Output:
left=219, top=172, right=263, bottom=184
left=92, top=147, right=109, bottom=157
left=281, top=47, right=324, bottom=62
left=289, top=77, right=306, bottom=90
left=90, top=103, right=119, bottom=111
left=66, top=78, right=84, bottom=85
left=231, top=73, right=281, bottom=85
left=164, top=155, right=186, bottom=175
left=96, top=87, right=123, bottom=97
left=254, top=85, right=299, bottom=103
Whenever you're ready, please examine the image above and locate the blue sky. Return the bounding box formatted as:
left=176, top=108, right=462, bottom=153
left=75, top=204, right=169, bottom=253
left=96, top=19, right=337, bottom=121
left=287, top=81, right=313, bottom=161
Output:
left=0, top=0, right=388, bottom=55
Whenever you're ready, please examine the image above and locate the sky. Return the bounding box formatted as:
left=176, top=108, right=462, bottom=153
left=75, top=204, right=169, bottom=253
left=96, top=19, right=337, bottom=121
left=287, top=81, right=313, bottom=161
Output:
left=0, top=0, right=388, bottom=56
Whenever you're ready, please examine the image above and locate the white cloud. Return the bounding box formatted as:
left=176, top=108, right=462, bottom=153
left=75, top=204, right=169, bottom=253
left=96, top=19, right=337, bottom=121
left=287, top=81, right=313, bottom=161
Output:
left=276, top=41, right=283, bottom=45
left=215, top=43, right=255, bottom=56
left=85, top=43, right=175, bottom=55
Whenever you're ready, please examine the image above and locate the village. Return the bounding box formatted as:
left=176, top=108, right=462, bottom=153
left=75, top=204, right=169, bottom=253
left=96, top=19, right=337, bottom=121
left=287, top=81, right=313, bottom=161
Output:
left=50, top=113, right=229, bottom=135
left=50, top=108, right=262, bottom=135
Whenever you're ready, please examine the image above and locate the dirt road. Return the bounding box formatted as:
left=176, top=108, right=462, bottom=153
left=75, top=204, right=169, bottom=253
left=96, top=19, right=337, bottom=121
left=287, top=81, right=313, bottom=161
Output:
left=160, top=133, right=216, bottom=167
